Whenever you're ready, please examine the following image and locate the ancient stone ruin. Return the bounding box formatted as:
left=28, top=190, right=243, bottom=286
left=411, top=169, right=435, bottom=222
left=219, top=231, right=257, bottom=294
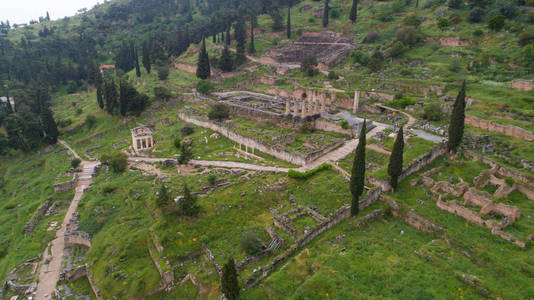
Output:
left=131, top=126, right=154, bottom=152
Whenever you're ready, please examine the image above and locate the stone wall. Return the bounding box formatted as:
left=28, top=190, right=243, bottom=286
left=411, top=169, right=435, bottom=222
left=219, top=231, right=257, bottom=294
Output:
left=65, top=264, right=88, bottom=282
left=465, top=115, right=534, bottom=141
left=54, top=174, right=78, bottom=193
left=314, top=119, right=355, bottom=136
left=203, top=243, right=222, bottom=277
left=509, top=79, right=533, bottom=91
left=23, top=197, right=52, bottom=235
left=64, top=231, right=92, bottom=248
left=399, top=143, right=448, bottom=182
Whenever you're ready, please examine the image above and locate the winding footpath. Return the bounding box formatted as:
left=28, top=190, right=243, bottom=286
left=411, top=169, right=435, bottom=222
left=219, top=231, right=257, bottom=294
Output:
left=35, top=141, right=99, bottom=300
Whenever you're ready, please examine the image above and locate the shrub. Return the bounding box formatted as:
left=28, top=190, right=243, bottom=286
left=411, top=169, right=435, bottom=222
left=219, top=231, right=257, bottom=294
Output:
left=395, top=26, right=418, bottom=46
left=448, top=0, right=462, bottom=8
left=386, top=97, right=417, bottom=108
left=85, top=115, right=97, bottom=129
left=351, top=50, right=371, bottom=65
left=369, top=49, right=384, bottom=72
left=288, top=163, right=333, bottom=179
left=308, top=17, right=316, bottom=23
left=340, top=120, right=350, bottom=129
left=523, top=45, right=534, bottom=65
left=178, top=140, right=193, bottom=164
left=71, top=158, right=81, bottom=168
left=180, top=124, right=195, bottom=136
left=208, top=104, right=230, bottom=121
left=241, top=231, right=263, bottom=255
left=449, top=15, right=461, bottom=24
left=173, top=136, right=181, bottom=149
left=207, top=174, right=217, bottom=185
left=157, top=67, right=169, bottom=80
left=301, top=55, right=319, bottom=76
left=75, top=108, right=83, bottom=115
left=57, top=118, right=73, bottom=128
left=196, top=80, right=214, bottom=95
left=363, top=32, right=378, bottom=43
left=495, top=0, right=519, bottom=19
left=527, top=12, right=534, bottom=24
left=438, top=18, right=449, bottom=30
left=154, top=86, right=172, bottom=101
left=403, top=14, right=422, bottom=27
left=469, top=7, right=485, bottom=22
left=111, top=152, right=128, bottom=173
left=473, top=29, right=484, bottom=37
left=299, top=121, right=315, bottom=133
left=327, top=71, right=339, bottom=80
left=488, top=15, right=505, bottom=30
left=387, top=41, right=406, bottom=57
left=422, top=102, right=443, bottom=121
left=518, top=32, right=534, bottom=46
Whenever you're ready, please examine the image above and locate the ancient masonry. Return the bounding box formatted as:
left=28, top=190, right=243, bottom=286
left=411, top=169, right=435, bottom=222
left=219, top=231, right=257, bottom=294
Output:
left=509, top=79, right=533, bottom=91
left=465, top=115, right=534, bottom=141
left=23, top=197, right=52, bottom=235
left=54, top=173, right=78, bottom=193
left=131, top=126, right=154, bottom=152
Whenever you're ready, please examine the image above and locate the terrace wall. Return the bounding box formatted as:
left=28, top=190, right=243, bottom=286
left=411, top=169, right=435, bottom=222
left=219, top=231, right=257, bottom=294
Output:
left=23, top=197, right=52, bottom=235
left=465, top=115, right=534, bottom=141
left=54, top=174, right=78, bottom=193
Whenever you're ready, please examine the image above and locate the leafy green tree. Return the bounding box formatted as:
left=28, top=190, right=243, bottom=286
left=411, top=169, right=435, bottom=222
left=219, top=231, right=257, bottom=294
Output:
left=208, top=104, right=230, bottom=121
left=488, top=15, right=505, bottom=31
left=323, top=0, right=330, bottom=27
left=438, top=18, right=449, bottom=30
left=196, top=39, right=211, bottom=79
left=179, top=184, right=200, bottom=216
left=71, top=158, right=81, bottom=168
left=447, top=81, right=467, bottom=152
left=178, top=141, right=193, bottom=164
left=388, top=126, right=404, bottom=189
left=111, top=152, right=128, bottom=172
left=350, top=120, right=366, bottom=216
left=469, top=7, right=485, bottom=22
left=221, top=258, right=239, bottom=300
left=350, top=0, right=358, bottom=24
left=220, top=45, right=234, bottom=72
left=197, top=80, right=214, bottom=95
left=301, top=55, right=318, bottom=76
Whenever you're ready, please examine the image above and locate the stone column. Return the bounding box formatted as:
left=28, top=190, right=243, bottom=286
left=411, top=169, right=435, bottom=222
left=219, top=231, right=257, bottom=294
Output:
left=301, top=102, right=306, bottom=119
left=293, top=100, right=299, bottom=117
left=314, top=100, right=320, bottom=115
left=307, top=98, right=314, bottom=116
left=353, top=90, right=360, bottom=114
left=285, top=100, right=290, bottom=115
left=321, top=99, right=326, bottom=114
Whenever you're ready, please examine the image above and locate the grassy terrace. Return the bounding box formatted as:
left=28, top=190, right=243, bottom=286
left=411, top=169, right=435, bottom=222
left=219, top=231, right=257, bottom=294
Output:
left=0, top=146, right=74, bottom=282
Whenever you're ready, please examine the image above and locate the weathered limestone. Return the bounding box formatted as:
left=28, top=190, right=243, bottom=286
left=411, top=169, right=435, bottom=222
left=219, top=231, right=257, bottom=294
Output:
left=509, top=79, right=533, bottom=91
left=131, top=126, right=154, bottom=152
left=64, top=231, right=92, bottom=248
left=353, top=90, right=360, bottom=113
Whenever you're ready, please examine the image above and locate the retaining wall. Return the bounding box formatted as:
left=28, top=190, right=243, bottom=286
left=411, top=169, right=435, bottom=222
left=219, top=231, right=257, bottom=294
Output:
left=64, top=231, right=91, bottom=248
left=465, top=115, right=534, bottom=141
left=23, top=197, right=51, bottom=235
left=54, top=174, right=78, bottom=193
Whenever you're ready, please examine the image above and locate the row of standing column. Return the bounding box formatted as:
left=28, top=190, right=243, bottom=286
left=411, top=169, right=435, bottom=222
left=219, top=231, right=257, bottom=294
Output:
left=284, top=98, right=325, bottom=118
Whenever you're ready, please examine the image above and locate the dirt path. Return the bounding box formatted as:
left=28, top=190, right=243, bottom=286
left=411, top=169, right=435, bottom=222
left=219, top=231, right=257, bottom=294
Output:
left=375, top=104, right=416, bottom=128
left=35, top=143, right=99, bottom=300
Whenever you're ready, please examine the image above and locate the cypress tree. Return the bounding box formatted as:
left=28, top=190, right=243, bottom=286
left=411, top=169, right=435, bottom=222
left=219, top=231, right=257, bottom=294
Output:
left=96, top=85, right=104, bottom=109
left=196, top=39, right=211, bottom=79
left=225, top=27, right=231, bottom=45
left=135, top=49, right=141, bottom=77
left=104, top=79, right=118, bottom=115
left=142, top=41, right=151, bottom=74
left=157, top=184, right=172, bottom=209
left=119, top=79, right=128, bottom=116
left=3, top=87, right=13, bottom=114
left=235, top=19, right=246, bottom=65
left=448, top=81, right=467, bottom=152
left=221, top=258, right=239, bottom=300
left=350, top=0, right=358, bottom=24
left=220, top=45, right=234, bottom=72
left=387, top=126, right=404, bottom=190
left=248, top=17, right=255, bottom=54
left=350, top=120, right=366, bottom=216
left=323, top=0, right=330, bottom=28
left=179, top=184, right=199, bottom=216
left=40, top=106, right=59, bottom=144
left=287, top=7, right=291, bottom=39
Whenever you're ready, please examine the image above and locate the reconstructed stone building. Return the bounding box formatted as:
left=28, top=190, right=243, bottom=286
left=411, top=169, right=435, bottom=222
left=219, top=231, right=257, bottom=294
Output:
left=131, top=126, right=154, bottom=152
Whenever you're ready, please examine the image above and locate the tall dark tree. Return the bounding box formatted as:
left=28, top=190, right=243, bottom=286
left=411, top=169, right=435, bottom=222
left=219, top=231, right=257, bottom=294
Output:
left=287, top=6, right=291, bottom=39
left=40, top=105, right=59, bottom=144
left=179, top=184, right=200, bottom=216
left=220, top=45, right=234, bottom=72
left=115, top=40, right=135, bottom=72
left=3, top=86, right=13, bottom=114
left=235, top=19, right=247, bottom=65
left=119, top=79, right=129, bottom=116
left=96, top=85, right=104, bottom=109
left=448, top=81, right=467, bottom=152
left=221, top=258, right=239, bottom=300
left=135, top=48, right=141, bottom=77
left=388, top=126, right=404, bottom=190
left=350, top=120, right=366, bottom=216
left=157, top=183, right=172, bottom=209
left=350, top=0, right=358, bottom=24
left=196, top=39, right=211, bottom=79
left=104, top=79, right=118, bottom=115
left=225, top=27, right=231, bottom=45
left=248, top=17, right=255, bottom=54
left=142, top=41, right=151, bottom=74
left=323, top=0, right=330, bottom=27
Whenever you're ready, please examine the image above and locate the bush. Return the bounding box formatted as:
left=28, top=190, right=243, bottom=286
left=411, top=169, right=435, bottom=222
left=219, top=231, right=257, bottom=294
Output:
left=207, top=174, right=217, bottom=185
left=387, top=41, right=406, bottom=57
left=196, top=80, right=214, bottom=95
left=208, top=104, right=230, bottom=121
left=57, top=118, right=72, bottom=128
left=180, top=124, right=195, bottom=136
left=288, top=163, right=333, bottom=179
left=157, top=67, right=170, bottom=80
left=241, top=231, right=263, bottom=255
left=403, top=14, right=422, bottom=27
left=473, top=29, right=484, bottom=37
left=154, top=86, right=172, bottom=101
left=488, top=15, right=505, bottom=30
left=178, top=140, right=193, bottom=164
left=363, top=32, right=378, bottom=43
left=173, top=136, right=181, bottom=149
left=386, top=97, right=417, bottom=108
left=327, top=71, right=339, bottom=80
left=299, top=121, right=315, bottom=133
left=437, top=18, right=449, bottom=30
left=422, top=102, right=443, bottom=121
left=301, top=55, right=319, bottom=76
left=340, top=120, right=350, bottom=129
left=111, top=152, right=128, bottom=173
left=75, top=108, right=83, bottom=115
left=518, top=32, right=534, bottom=46
left=469, top=7, right=485, bottom=22
left=351, top=50, right=371, bottom=65
left=495, top=0, right=519, bottom=19
left=448, top=0, right=462, bottom=8
left=85, top=115, right=97, bottom=129
left=395, top=26, right=418, bottom=46
left=71, top=158, right=81, bottom=168
left=449, top=15, right=461, bottom=24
